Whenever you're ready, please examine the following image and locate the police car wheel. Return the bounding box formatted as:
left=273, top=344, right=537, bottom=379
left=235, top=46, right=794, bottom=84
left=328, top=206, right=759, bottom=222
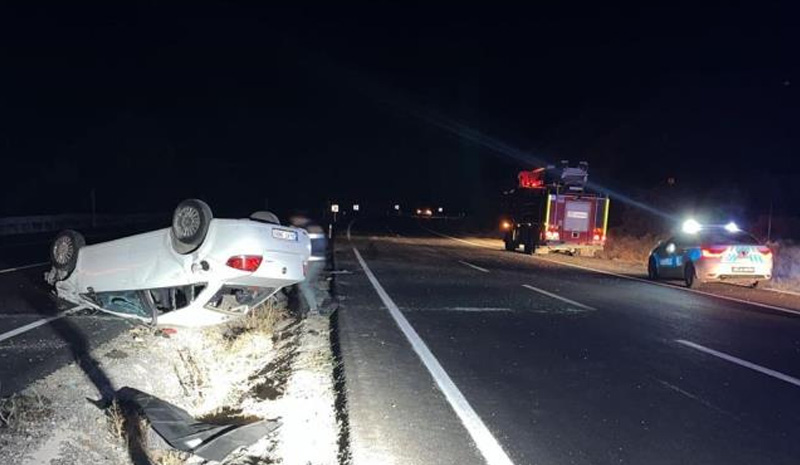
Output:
left=647, top=257, right=659, bottom=280
left=684, top=263, right=699, bottom=288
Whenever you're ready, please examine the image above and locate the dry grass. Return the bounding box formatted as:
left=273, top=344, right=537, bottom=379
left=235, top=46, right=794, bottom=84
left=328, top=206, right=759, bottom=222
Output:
left=208, top=297, right=289, bottom=353
left=240, top=298, right=286, bottom=335
left=770, top=241, right=800, bottom=290
left=106, top=399, right=126, bottom=441
left=598, top=232, right=663, bottom=263
left=0, top=390, right=50, bottom=430
left=151, top=450, right=188, bottom=465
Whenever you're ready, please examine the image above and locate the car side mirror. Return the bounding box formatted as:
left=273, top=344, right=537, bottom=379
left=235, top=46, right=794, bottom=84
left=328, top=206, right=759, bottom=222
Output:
left=666, top=243, right=676, bottom=254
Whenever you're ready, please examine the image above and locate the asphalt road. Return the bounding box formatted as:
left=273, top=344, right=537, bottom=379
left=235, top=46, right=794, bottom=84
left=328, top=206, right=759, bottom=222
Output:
left=335, top=218, right=800, bottom=465
left=0, top=233, right=136, bottom=397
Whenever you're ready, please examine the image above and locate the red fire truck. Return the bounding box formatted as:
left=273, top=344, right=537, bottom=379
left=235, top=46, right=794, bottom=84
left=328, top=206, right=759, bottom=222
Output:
left=500, top=162, right=610, bottom=256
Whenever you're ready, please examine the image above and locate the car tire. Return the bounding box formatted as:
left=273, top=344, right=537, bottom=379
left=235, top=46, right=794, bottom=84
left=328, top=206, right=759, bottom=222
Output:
left=171, top=199, right=213, bottom=255
left=50, top=230, right=85, bottom=279
left=684, top=263, right=699, bottom=288
left=250, top=211, right=280, bottom=224
left=647, top=257, right=659, bottom=280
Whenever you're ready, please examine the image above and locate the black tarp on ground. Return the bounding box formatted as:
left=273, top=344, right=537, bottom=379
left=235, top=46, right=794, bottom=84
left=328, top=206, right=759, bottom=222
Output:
left=117, top=386, right=279, bottom=461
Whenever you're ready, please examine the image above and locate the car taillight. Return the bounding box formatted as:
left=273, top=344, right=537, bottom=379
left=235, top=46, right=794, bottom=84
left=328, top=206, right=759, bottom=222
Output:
left=701, top=246, right=727, bottom=258
left=226, top=255, right=263, bottom=272
left=757, top=246, right=772, bottom=257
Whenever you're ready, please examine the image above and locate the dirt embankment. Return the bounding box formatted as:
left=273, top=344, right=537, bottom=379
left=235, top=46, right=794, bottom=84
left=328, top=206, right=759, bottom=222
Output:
left=0, top=281, right=340, bottom=465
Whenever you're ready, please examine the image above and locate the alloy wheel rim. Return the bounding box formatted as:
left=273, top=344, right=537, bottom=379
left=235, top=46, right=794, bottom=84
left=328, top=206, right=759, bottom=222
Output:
left=174, top=206, right=201, bottom=238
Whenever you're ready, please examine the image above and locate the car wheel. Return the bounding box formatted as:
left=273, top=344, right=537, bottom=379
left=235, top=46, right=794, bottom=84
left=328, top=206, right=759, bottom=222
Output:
left=171, top=199, right=213, bottom=254
left=250, top=211, right=280, bottom=224
left=50, top=230, right=85, bottom=279
left=684, top=263, right=699, bottom=288
left=647, top=257, right=659, bottom=280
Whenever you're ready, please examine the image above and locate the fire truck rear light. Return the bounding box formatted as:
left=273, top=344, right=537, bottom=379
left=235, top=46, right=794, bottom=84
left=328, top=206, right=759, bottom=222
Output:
left=226, top=255, right=263, bottom=272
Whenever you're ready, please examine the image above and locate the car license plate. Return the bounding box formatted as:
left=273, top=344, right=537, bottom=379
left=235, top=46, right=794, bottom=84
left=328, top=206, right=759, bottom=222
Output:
left=732, top=266, right=755, bottom=273
left=272, top=228, right=298, bottom=241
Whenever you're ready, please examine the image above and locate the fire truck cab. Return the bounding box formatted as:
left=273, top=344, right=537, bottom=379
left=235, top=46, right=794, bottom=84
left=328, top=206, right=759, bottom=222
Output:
left=501, top=161, right=609, bottom=256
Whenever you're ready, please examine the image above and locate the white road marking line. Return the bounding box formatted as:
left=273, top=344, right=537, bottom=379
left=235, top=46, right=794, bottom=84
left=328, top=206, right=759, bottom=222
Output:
left=655, top=379, right=735, bottom=418
left=534, top=255, right=800, bottom=317
left=458, top=260, right=489, bottom=273
left=447, top=307, right=512, bottom=312
left=0, top=262, right=49, bottom=275
left=521, top=284, right=596, bottom=311
left=422, top=227, right=496, bottom=249
left=676, top=339, right=800, bottom=388
left=0, top=310, right=72, bottom=343
left=352, top=247, right=516, bottom=465
left=425, top=227, right=800, bottom=317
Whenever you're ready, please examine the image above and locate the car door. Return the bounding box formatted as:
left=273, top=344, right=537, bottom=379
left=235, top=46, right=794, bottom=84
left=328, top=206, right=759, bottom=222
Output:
left=655, top=237, right=682, bottom=278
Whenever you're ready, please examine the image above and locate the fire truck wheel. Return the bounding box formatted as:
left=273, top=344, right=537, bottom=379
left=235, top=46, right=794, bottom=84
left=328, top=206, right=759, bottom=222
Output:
left=523, top=238, right=535, bottom=255
left=504, top=234, right=515, bottom=251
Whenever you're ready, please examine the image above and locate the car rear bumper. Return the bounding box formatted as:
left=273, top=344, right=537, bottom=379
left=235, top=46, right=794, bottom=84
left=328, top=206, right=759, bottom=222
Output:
left=696, top=260, right=772, bottom=282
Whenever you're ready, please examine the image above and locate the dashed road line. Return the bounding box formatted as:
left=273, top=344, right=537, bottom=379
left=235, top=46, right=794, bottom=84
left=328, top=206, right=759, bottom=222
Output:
left=533, top=255, right=800, bottom=317
left=676, top=339, right=800, bottom=388
left=458, top=260, right=489, bottom=273
left=425, top=227, right=800, bottom=317
left=521, top=284, right=596, bottom=311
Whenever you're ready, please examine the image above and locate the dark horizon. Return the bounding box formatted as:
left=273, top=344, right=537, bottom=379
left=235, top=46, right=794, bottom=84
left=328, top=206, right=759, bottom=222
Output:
left=1, top=3, right=798, bottom=233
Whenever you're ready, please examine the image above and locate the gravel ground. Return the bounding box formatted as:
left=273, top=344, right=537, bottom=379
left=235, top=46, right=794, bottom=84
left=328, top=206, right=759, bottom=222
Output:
left=0, top=279, right=340, bottom=465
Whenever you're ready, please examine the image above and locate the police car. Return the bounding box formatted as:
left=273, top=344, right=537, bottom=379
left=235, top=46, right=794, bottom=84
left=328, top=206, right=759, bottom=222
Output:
left=647, top=220, right=773, bottom=288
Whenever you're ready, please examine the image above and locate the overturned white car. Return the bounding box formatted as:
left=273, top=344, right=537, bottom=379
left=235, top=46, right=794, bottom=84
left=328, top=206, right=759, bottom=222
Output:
left=46, top=199, right=311, bottom=326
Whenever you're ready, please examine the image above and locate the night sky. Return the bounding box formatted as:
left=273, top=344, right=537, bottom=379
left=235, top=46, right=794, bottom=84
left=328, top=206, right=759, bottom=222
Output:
left=1, top=3, right=797, bottom=229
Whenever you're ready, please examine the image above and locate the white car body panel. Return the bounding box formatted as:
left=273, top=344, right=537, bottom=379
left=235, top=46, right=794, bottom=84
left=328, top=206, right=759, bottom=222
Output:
left=54, top=219, right=311, bottom=327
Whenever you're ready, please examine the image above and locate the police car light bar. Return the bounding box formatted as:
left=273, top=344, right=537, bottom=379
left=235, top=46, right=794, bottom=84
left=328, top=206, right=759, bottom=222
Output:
left=682, top=219, right=702, bottom=234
